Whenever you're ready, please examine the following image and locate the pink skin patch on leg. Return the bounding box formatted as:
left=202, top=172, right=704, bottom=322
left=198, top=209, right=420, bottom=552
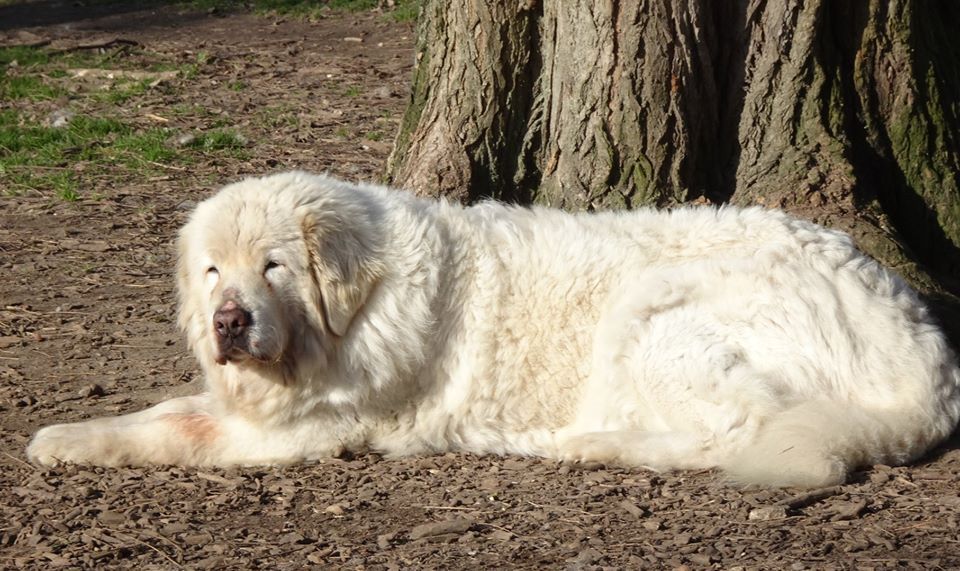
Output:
left=162, top=413, right=220, bottom=445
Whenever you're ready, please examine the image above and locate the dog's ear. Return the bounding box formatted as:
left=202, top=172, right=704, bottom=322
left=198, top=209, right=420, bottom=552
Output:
left=301, top=203, right=384, bottom=337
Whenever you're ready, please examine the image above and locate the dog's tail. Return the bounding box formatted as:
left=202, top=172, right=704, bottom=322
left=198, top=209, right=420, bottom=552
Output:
left=721, top=391, right=960, bottom=488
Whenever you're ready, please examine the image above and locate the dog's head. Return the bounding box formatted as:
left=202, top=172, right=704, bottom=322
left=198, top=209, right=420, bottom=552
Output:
left=176, top=171, right=384, bottom=373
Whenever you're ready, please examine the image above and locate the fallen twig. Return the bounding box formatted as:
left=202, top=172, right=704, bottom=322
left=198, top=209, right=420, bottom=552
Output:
left=50, top=38, right=142, bottom=54
left=775, top=485, right=843, bottom=510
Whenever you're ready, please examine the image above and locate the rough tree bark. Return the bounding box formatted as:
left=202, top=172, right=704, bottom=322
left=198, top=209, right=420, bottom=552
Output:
left=387, top=0, right=960, bottom=312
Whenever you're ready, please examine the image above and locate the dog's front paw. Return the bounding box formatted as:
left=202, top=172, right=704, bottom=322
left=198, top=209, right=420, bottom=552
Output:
left=26, top=423, right=105, bottom=467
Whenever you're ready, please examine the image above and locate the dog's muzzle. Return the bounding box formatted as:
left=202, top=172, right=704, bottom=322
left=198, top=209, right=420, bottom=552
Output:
left=213, top=300, right=253, bottom=364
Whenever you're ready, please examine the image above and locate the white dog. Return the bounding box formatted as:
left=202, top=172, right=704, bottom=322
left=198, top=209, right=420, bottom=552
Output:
left=27, top=171, right=960, bottom=488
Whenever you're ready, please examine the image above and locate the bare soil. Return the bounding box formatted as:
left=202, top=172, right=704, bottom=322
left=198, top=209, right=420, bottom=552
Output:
left=2, top=3, right=960, bottom=569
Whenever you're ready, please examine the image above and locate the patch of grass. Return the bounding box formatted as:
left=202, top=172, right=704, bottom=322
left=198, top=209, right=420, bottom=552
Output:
left=0, top=115, right=129, bottom=158
left=0, top=74, right=64, bottom=100
left=188, top=0, right=376, bottom=18
left=187, top=129, right=249, bottom=155
left=0, top=45, right=51, bottom=68
left=1, top=44, right=123, bottom=76
left=365, top=130, right=383, bottom=142
left=334, top=126, right=351, bottom=139
left=177, top=0, right=419, bottom=21
left=180, top=62, right=201, bottom=80
left=344, top=85, right=362, bottom=98
left=170, top=103, right=214, bottom=118
left=388, top=0, right=419, bottom=22
left=211, top=117, right=233, bottom=129
left=51, top=172, right=80, bottom=201
left=1, top=46, right=62, bottom=100
left=228, top=80, right=246, bottom=91
left=0, top=109, right=250, bottom=198
left=258, top=104, right=298, bottom=129
left=175, top=51, right=211, bottom=80
left=94, top=78, right=153, bottom=104
left=0, top=35, right=254, bottom=200
left=1, top=44, right=173, bottom=103
left=112, top=128, right=178, bottom=165
left=0, top=112, right=131, bottom=197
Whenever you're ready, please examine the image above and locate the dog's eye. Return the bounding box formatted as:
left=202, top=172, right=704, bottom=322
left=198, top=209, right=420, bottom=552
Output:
left=264, top=260, right=282, bottom=273
left=206, top=266, right=219, bottom=275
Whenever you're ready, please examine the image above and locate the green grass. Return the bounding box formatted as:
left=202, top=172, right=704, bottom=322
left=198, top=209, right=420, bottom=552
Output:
left=258, top=104, right=298, bottom=128
left=51, top=172, right=80, bottom=201
left=1, top=74, right=64, bottom=100
left=0, top=111, right=250, bottom=197
left=178, top=0, right=419, bottom=21
left=1, top=46, right=61, bottom=100
left=187, top=129, right=249, bottom=155
left=0, top=44, right=132, bottom=77
left=0, top=112, right=135, bottom=196
left=112, top=128, right=179, bottom=165
left=0, top=43, right=254, bottom=200
left=387, top=0, right=419, bottom=22
left=0, top=45, right=51, bottom=68
left=94, top=78, right=153, bottom=104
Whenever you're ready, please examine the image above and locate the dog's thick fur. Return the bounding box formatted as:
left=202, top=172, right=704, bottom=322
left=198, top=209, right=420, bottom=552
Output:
left=27, top=171, right=960, bottom=487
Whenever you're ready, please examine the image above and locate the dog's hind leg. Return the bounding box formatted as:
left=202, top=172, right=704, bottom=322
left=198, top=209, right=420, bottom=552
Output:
left=556, top=267, right=783, bottom=474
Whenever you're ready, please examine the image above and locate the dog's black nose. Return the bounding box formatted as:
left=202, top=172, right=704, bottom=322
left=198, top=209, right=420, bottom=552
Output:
left=213, top=302, right=251, bottom=339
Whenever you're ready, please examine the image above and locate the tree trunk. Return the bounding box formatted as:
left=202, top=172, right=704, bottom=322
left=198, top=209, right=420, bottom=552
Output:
left=387, top=0, right=960, bottom=311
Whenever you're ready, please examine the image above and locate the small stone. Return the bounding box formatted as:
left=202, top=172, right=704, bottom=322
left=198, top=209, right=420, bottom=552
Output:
left=160, top=523, right=190, bottom=535
left=748, top=506, right=789, bottom=521
left=97, top=510, right=125, bottom=526
left=78, top=384, right=105, bottom=398
left=182, top=533, right=211, bottom=546
left=174, top=133, right=197, bottom=147
left=48, top=109, right=74, bottom=128
left=572, top=547, right=603, bottom=565
left=324, top=504, right=345, bottom=516
left=279, top=531, right=305, bottom=544
left=409, top=518, right=473, bottom=540
left=619, top=499, right=645, bottom=518
left=689, top=554, right=716, bottom=566
left=642, top=520, right=663, bottom=531
left=377, top=532, right=395, bottom=549
left=830, top=499, right=868, bottom=521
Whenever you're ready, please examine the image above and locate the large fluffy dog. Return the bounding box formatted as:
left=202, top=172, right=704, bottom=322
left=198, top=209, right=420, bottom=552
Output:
left=28, top=171, right=960, bottom=487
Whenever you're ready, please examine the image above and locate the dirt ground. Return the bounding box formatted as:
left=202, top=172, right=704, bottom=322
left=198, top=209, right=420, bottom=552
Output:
left=2, top=2, right=960, bottom=569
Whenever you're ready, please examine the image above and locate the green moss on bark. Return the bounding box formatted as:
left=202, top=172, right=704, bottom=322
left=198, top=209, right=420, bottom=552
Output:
left=385, top=8, right=436, bottom=184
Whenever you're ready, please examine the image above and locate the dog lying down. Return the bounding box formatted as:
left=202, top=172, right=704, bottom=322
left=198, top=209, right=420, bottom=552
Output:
left=27, top=171, right=960, bottom=488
